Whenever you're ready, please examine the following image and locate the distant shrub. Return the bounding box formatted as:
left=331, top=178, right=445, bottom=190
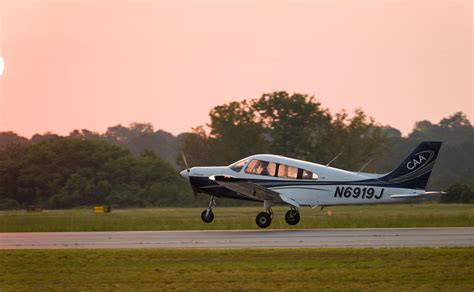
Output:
left=0, top=197, right=20, bottom=210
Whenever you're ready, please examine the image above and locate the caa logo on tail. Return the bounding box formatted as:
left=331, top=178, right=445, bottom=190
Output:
left=406, top=150, right=434, bottom=170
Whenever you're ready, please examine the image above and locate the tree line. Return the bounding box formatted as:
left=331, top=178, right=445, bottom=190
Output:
left=0, top=91, right=472, bottom=208
left=0, top=138, right=194, bottom=210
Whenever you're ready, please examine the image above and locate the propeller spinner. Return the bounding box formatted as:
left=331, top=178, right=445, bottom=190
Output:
left=180, top=151, right=198, bottom=199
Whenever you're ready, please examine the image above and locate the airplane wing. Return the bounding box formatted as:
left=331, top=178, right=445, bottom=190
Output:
left=390, top=191, right=446, bottom=199
left=209, top=175, right=299, bottom=207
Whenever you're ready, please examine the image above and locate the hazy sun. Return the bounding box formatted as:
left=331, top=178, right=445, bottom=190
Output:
left=0, top=56, right=4, bottom=76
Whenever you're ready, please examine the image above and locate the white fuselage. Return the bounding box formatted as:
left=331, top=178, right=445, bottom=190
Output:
left=184, top=154, right=423, bottom=207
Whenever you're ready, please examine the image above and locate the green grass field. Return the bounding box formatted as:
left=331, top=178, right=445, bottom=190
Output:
left=1, top=248, right=473, bottom=290
left=0, top=204, right=473, bottom=232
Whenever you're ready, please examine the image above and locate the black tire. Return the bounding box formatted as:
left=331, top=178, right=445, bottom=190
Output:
left=201, top=209, right=214, bottom=223
left=256, top=212, right=272, bottom=228
left=285, top=210, right=300, bottom=225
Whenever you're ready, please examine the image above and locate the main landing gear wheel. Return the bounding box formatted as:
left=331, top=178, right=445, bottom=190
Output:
left=285, top=209, right=300, bottom=225
left=256, top=212, right=272, bottom=228
left=201, top=209, right=214, bottom=223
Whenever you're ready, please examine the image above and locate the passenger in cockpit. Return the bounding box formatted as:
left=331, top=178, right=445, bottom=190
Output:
left=259, top=161, right=270, bottom=176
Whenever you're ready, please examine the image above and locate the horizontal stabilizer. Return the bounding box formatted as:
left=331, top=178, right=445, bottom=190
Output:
left=391, top=191, right=446, bottom=199
left=423, top=191, right=447, bottom=195
left=390, top=194, right=423, bottom=199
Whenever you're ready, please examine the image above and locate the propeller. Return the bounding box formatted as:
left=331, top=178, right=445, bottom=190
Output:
left=181, top=150, right=190, bottom=170
left=181, top=150, right=198, bottom=199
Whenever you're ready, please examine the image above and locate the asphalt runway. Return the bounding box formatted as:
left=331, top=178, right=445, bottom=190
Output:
left=1, top=227, right=473, bottom=249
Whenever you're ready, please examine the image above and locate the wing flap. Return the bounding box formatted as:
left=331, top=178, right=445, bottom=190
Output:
left=279, top=194, right=300, bottom=208
left=210, top=175, right=285, bottom=203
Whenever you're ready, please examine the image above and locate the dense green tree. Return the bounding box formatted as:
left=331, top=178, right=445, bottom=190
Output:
left=0, top=131, right=28, bottom=145
left=30, top=132, right=61, bottom=144
left=208, top=100, right=268, bottom=165
left=0, top=138, right=191, bottom=209
left=253, top=92, right=333, bottom=162
left=440, top=184, right=473, bottom=203
left=103, top=123, right=181, bottom=168
left=328, top=109, right=388, bottom=171
left=69, top=129, right=101, bottom=140
left=181, top=91, right=389, bottom=171
left=439, top=112, right=471, bottom=128
left=178, top=127, right=213, bottom=167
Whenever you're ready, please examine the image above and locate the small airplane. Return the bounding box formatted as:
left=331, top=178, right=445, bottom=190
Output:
left=180, top=141, right=443, bottom=228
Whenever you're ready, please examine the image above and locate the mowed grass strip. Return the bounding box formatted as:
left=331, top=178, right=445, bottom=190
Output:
left=0, top=204, right=473, bottom=232
left=0, top=248, right=473, bottom=291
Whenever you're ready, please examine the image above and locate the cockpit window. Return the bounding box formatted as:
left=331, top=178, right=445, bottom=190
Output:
left=229, top=159, right=248, bottom=172
left=277, top=164, right=319, bottom=180
left=266, top=162, right=277, bottom=176
left=245, top=160, right=277, bottom=176
left=232, top=158, right=319, bottom=179
left=278, top=164, right=298, bottom=179
left=302, top=169, right=319, bottom=180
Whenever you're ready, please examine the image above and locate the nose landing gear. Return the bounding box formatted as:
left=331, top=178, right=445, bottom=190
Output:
left=201, top=209, right=214, bottom=223
left=201, top=196, right=216, bottom=223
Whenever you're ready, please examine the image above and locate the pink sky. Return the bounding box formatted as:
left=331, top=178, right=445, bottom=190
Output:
left=0, top=0, right=472, bottom=137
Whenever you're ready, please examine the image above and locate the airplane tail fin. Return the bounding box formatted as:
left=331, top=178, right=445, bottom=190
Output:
left=380, top=141, right=442, bottom=189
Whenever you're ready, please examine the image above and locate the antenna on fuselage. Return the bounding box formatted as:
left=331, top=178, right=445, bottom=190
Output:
left=326, top=152, right=343, bottom=167
left=357, top=158, right=374, bottom=172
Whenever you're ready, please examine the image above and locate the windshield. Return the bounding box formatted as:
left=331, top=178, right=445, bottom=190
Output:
left=229, top=159, right=248, bottom=172
left=245, top=160, right=277, bottom=176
